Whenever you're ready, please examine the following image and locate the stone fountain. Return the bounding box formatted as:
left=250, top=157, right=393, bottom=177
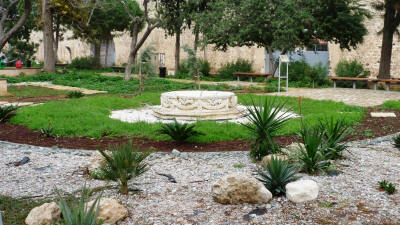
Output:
left=152, top=91, right=246, bottom=120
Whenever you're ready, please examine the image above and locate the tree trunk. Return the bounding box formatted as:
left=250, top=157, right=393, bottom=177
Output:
left=120, top=180, right=129, bottom=195
left=42, top=0, right=55, bottom=73
left=194, top=29, right=199, bottom=53
left=53, top=16, right=60, bottom=63
left=267, top=47, right=274, bottom=74
left=94, top=42, right=101, bottom=69
left=124, top=24, right=139, bottom=80
left=378, top=28, right=394, bottom=79
left=174, top=30, right=181, bottom=75
left=105, top=39, right=109, bottom=67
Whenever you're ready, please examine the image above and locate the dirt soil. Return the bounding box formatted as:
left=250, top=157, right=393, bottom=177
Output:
left=1, top=95, right=67, bottom=102
left=0, top=109, right=399, bottom=152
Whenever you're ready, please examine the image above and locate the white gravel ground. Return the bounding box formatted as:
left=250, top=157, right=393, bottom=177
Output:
left=1, top=135, right=400, bottom=224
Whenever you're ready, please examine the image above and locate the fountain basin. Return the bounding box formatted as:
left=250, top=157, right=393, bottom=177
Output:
left=153, top=91, right=246, bottom=120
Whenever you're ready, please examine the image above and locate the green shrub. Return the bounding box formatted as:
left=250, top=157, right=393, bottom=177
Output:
left=284, top=61, right=328, bottom=87
left=98, top=141, right=151, bottom=194
left=199, top=58, right=211, bottom=76
left=258, top=157, right=299, bottom=196
left=243, top=97, right=292, bottom=160
left=68, top=57, right=99, bottom=70
left=0, top=105, right=18, bottom=123
left=379, top=180, right=397, bottom=195
left=56, top=184, right=102, bottom=225
left=218, top=59, right=253, bottom=79
left=393, top=134, right=400, bottom=150
left=297, top=126, right=330, bottom=174
left=157, top=119, right=204, bottom=143
left=319, top=117, right=350, bottom=160
left=67, top=91, right=85, bottom=99
left=334, top=60, right=370, bottom=88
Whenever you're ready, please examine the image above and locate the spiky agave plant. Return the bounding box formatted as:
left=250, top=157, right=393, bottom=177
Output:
left=0, top=105, right=18, bottom=123
left=56, top=184, right=102, bottom=225
left=319, top=117, right=350, bottom=159
left=98, top=141, right=151, bottom=195
left=157, top=119, right=204, bottom=143
left=242, top=97, right=292, bottom=161
left=258, top=157, right=299, bottom=196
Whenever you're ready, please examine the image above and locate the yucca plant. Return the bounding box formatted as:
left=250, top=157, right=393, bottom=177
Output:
left=379, top=180, right=397, bottom=195
left=242, top=97, right=292, bottom=160
left=297, top=126, right=330, bottom=174
left=258, top=157, right=299, bottom=196
left=0, top=105, right=18, bottom=123
left=98, top=141, right=151, bottom=195
left=319, top=117, right=350, bottom=159
left=56, top=184, right=102, bottom=225
left=393, top=134, right=400, bottom=150
left=157, top=119, right=204, bottom=143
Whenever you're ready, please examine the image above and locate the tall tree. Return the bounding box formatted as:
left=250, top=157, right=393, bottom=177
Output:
left=197, top=0, right=369, bottom=73
left=42, top=0, right=55, bottom=72
left=118, top=0, right=160, bottom=80
left=158, top=0, right=189, bottom=75
left=373, top=1, right=400, bottom=79
left=0, top=0, right=32, bottom=52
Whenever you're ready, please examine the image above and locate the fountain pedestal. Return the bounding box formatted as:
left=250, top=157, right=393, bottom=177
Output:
left=153, top=91, right=245, bottom=120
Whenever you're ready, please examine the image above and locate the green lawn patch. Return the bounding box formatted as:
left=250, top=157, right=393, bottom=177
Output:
left=11, top=93, right=364, bottom=142
left=381, top=100, right=400, bottom=110
left=2, top=86, right=69, bottom=98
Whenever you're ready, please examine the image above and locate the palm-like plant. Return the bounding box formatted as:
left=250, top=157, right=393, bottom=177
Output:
left=56, top=184, right=102, bottom=225
left=242, top=97, right=292, bottom=160
left=98, top=141, right=151, bottom=195
left=297, top=126, right=330, bottom=174
left=0, top=105, right=18, bottom=123
left=319, top=117, right=350, bottom=159
left=258, top=157, right=299, bottom=196
left=157, top=119, right=204, bottom=143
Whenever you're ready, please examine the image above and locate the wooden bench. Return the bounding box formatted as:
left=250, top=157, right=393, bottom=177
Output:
left=233, top=72, right=272, bottom=82
left=55, top=63, right=68, bottom=68
left=111, top=66, right=125, bottom=72
left=329, top=76, right=400, bottom=91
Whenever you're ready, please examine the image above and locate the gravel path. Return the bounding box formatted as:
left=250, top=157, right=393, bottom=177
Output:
left=1, top=135, right=400, bottom=224
left=265, top=88, right=400, bottom=107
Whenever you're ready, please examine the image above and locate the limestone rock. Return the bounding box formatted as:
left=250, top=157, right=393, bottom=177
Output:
left=212, top=172, right=272, bottom=204
left=25, top=202, right=61, bottom=225
left=87, top=198, right=128, bottom=224
left=261, top=154, right=288, bottom=165
left=88, top=151, right=110, bottom=173
left=286, top=180, right=319, bottom=203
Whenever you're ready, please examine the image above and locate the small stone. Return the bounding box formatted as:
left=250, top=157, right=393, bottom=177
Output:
left=25, top=202, right=61, bottom=225
left=261, top=154, right=288, bottom=165
left=370, top=112, right=396, bottom=118
left=88, top=151, right=110, bottom=173
left=172, top=149, right=181, bottom=156
left=286, top=180, right=319, bottom=203
left=180, top=152, right=189, bottom=159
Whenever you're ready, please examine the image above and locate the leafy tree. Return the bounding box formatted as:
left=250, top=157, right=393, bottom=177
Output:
left=158, top=0, right=191, bottom=75
left=196, top=0, right=369, bottom=74
left=118, top=0, right=160, bottom=80
left=373, top=1, right=400, bottom=78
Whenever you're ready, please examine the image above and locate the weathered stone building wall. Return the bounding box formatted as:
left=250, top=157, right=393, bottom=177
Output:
left=329, top=0, right=400, bottom=78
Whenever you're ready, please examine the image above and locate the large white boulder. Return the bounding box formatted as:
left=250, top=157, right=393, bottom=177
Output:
left=86, top=198, right=128, bottom=225
left=286, top=180, right=319, bottom=203
left=25, top=202, right=61, bottom=225
left=212, top=172, right=272, bottom=204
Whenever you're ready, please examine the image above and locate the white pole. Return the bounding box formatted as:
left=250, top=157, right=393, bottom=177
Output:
left=278, top=59, right=281, bottom=92
left=286, top=62, right=289, bottom=92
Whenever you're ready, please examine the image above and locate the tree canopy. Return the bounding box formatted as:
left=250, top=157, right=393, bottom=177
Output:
left=196, top=0, right=369, bottom=52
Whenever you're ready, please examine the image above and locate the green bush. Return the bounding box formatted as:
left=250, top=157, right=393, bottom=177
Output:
left=334, top=60, right=370, bottom=88
left=67, top=91, right=85, bottom=99
left=258, top=157, right=299, bottom=196
left=218, top=59, right=253, bottom=79
left=68, top=57, right=99, bottom=70
left=157, top=119, right=204, bottom=143
left=98, top=141, right=151, bottom=194
left=319, top=117, right=350, bottom=160
left=243, top=97, right=292, bottom=160
left=284, top=61, right=328, bottom=87
left=199, top=58, right=211, bottom=76
left=0, top=105, right=18, bottom=123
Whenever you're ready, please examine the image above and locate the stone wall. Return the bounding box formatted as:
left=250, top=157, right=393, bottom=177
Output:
left=31, top=28, right=266, bottom=74
left=329, top=0, right=400, bottom=78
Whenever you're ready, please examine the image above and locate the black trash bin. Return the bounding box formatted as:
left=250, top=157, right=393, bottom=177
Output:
left=26, top=60, right=31, bottom=68
left=159, top=67, right=166, bottom=78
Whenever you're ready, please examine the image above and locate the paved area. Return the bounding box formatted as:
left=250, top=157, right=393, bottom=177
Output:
left=265, top=88, right=400, bottom=107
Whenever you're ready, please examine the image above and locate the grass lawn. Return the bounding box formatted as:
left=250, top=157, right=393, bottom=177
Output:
left=380, top=100, right=400, bottom=110
left=11, top=93, right=365, bottom=142
left=2, top=86, right=70, bottom=98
